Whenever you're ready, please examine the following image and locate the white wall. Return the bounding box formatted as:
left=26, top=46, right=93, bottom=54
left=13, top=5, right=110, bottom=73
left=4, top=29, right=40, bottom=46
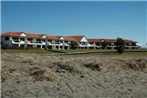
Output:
left=80, top=37, right=88, bottom=42
left=20, top=33, right=26, bottom=37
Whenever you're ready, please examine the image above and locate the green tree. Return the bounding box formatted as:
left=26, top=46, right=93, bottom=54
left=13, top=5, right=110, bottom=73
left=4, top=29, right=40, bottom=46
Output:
left=116, top=38, right=125, bottom=54
left=101, top=41, right=108, bottom=49
left=70, top=41, right=78, bottom=49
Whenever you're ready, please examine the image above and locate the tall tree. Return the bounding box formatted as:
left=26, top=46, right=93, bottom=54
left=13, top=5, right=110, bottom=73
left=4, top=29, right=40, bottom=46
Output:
left=116, top=38, right=125, bottom=54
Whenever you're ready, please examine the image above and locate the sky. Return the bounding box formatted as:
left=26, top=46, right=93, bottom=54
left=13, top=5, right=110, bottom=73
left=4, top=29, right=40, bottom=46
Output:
left=1, top=1, right=147, bottom=45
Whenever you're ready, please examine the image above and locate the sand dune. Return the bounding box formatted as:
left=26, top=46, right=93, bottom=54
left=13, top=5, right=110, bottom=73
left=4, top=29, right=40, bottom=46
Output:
left=1, top=53, right=147, bottom=98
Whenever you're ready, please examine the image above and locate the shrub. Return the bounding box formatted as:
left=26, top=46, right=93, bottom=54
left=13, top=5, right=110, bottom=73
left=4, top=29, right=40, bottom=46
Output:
left=101, top=41, right=108, bottom=49
left=70, top=41, right=79, bottom=49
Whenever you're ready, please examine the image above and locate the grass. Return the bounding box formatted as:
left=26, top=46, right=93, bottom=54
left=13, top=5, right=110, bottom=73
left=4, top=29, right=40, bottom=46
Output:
left=64, top=51, right=147, bottom=58
left=1, top=48, right=147, bottom=57
left=58, top=49, right=116, bottom=53
left=1, top=48, right=55, bottom=54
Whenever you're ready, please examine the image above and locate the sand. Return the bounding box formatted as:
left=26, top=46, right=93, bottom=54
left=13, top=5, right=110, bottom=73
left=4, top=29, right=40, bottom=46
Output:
left=1, top=53, right=147, bottom=98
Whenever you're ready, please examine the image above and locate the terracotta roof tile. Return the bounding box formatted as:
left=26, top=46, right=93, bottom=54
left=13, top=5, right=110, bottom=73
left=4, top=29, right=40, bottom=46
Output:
left=0, top=32, right=25, bottom=37
left=104, top=39, right=117, bottom=43
left=1, top=32, right=137, bottom=43
left=63, top=36, right=77, bottom=41
left=124, top=40, right=137, bottom=43
left=65, top=36, right=85, bottom=41
left=26, top=34, right=43, bottom=38
left=48, top=35, right=61, bottom=40
left=88, top=38, right=101, bottom=43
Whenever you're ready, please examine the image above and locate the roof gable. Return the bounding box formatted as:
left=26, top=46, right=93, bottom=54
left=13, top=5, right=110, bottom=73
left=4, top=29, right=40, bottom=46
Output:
left=20, top=33, right=27, bottom=37
left=80, top=36, right=88, bottom=42
left=60, top=37, right=64, bottom=40
left=65, top=36, right=87, bottom=42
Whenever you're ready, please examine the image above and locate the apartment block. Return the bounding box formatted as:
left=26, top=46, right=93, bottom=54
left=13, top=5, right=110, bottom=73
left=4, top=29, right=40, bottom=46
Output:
left=0, top=32, right=138, bottom=50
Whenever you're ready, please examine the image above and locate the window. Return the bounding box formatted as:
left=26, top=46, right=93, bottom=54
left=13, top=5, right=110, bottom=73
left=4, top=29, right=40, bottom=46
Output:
left=111, top=43, right=114, bottom=45
left=36, top=39, right=41, bottom=43
left=42, top=39, right=46, bottom=42
left=5, top=37, right=9, bottom=41
left=126, top=43, right=129, bottom=46
left=108, top=43, right=111, bottom=46
left=48, top=40, right=52, bottom=43
left=96, top=43, right=100, bottom=46
left=132, top=43, right=136, bottom=46
left=12, top=37, right=19, bottom=42
left=27, top=38, right=33, bottom=43
left=28, top=38, right=33, bottom=41
left=90, top=42, right=94, bottom=44
left=20, top=38, right=24, bottom=41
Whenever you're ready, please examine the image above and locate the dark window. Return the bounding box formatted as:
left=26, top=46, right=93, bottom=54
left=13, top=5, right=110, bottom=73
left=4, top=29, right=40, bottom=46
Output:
left=126, top=43, right=129, bottom=46
left=5, top=37, right=9, bottom=41
left=108, top=43, right=111, bottom=45
left=132, top=43, right=136, bottom=46
left=36, top=39, right=41, bottom=43
left=20, top=38, right=24, bottom=41
left=12, top=37, right=19, bottom=42
left=42, top=39, right=46, bottom=42
left=48, top=40, right=52, bottom=42
left=36, top=39, right=41, bottom=41
left=96, top=43, right=100, bottom=46
left=27, top=38, right=33, bottom=43
left=90, top=42, right=94, bottom=44
left=28, top=38, right=33, bottom=41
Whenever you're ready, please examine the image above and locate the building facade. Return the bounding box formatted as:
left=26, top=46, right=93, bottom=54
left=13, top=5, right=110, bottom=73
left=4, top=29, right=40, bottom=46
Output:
left=0, top=32, right=138, bottom=50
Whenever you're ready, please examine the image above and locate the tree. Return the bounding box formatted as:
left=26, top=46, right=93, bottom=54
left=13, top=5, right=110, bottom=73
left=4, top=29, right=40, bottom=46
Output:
left=116, top=38, right=125, bottom=54
left=101, top=41, right=108, bottom=49
left=70, top=41, right=78, bottom=49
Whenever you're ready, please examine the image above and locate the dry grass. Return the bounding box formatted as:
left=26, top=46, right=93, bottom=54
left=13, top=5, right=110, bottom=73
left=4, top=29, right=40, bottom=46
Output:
left=1, top=53, right=147, bottom=83
left=1, top=53, right=147, bottom=98
left=28, top=66, right=58, bottom=81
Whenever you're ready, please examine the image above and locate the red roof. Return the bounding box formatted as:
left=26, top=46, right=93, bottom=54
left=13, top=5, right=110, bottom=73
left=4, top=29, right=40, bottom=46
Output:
left=0, top=32, right=26, bottom=37
left=48, top=35, right=61, bottom=40
left=65, top=36, right=85, bottom=41
left=1, top=32, right=137, bottom=43
left=26, top=34, right=43, bottom=38
left=63, top=36, right=77, bottom=41
left=88, top=38, right=101, bottom=43
left=124, top=40, right=137, bottom=43
left=104, top=39, right=117, bottom=43
left=104, top=39, right=136, bottom=43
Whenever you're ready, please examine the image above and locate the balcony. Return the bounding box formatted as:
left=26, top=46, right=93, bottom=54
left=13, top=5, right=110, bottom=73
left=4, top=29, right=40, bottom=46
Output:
left=107, top=45, right=117, bottom=48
